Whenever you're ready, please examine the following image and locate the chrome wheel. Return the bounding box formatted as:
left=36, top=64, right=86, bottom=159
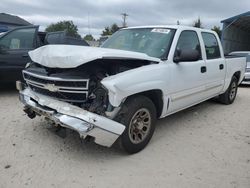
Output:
left=128, top=108, right=151, bottom=144
left=229, top=81, right=237, bottom=101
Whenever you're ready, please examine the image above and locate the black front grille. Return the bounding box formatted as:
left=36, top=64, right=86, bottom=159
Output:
left=23, top=70, right=89, bottom=103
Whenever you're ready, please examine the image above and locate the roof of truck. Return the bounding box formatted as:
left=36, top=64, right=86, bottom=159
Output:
left=122, top=25, right=215, bottom=33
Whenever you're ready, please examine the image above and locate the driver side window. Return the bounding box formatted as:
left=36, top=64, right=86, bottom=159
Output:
left=0, top=28, right=36, bottom=50
left=175, top=30, right=202, bottom=59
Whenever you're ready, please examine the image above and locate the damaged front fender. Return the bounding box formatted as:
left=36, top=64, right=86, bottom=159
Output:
left=101, top=63, right=168, bottom=107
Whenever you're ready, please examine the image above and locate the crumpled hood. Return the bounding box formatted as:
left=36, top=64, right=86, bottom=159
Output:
left=28, top=45, right=161, bottom=68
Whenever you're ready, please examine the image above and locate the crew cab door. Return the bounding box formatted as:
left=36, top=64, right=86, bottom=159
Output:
left=0, top=26, right=38, bottom=82
left=201, top=32, right=226, bottom=97
left=167, top=30, right=207, bottom=113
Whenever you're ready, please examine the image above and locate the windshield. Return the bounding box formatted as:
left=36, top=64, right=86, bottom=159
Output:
left=102, top=28, right=175, bottom=58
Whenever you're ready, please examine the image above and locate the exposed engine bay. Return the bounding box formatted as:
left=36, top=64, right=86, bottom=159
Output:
left=24, top=58, right=156, bottom=117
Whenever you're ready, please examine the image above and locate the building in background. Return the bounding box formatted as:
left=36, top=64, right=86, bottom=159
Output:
left=0, top=13, right=31, bottom=32
left=221, top=11, right=250, bottom=54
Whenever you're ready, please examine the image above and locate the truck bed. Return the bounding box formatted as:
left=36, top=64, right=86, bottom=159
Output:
left=225, top=56, right=246, bottom=87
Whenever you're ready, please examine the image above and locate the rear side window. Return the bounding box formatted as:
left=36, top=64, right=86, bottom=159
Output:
left=175, top=30, right=202, bottom=59
left=201, top=32, right=221, bottom=59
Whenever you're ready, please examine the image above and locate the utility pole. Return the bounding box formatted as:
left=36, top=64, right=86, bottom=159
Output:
left=121, top=13, right=128, bottom=28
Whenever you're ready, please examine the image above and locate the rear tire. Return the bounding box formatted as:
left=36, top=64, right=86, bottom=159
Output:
left=114, top=95, right=157, bottom=154
left=218, top=76, right=238, bottom=105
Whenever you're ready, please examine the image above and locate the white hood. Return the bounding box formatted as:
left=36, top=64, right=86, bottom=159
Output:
left=28, top=45, right=161, bottom=68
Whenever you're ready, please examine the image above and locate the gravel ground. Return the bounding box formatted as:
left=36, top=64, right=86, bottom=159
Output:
left=0, top=85, right=249, bottom=188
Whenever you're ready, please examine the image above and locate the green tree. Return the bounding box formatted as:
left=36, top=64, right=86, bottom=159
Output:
left=45, top=20, right=81, bottom=38
left=101, top=26, right=112, bottom=36
left=193, top=17, right=203, bottom=28
left=211, top=26, right=222, bottom=39
left=101, top=23, right=120, bottom=36
left=111, top=23, right=119, bottom=33
left=83, top=34, right=95, bottom=41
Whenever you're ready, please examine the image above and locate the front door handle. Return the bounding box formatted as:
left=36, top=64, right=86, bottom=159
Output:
left=219, top=64, right=224, bottom=70
left=201, top=66, right=207, bottom=73
left=22, top=53, right=28, bottom=57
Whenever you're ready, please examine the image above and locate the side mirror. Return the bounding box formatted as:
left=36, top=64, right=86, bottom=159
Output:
left=173, top=49, right=200, bottom=63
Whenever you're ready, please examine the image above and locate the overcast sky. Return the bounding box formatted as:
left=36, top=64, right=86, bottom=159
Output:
left=1, top=0, right=249, bottom=38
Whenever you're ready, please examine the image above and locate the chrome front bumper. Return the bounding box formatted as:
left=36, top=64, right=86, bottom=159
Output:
left=18, top=86, right=125, bottom=147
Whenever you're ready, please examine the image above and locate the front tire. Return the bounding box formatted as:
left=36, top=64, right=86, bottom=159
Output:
left=115, top=95, right=157, bottom=154
left=218, top=76, right=238, bottom=104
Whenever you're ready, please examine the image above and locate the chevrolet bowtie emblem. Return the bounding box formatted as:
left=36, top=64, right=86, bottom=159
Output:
left=44, top=83, right=58, bottom=92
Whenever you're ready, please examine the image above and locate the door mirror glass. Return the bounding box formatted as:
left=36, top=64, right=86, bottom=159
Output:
left=174, top=49, right=200, bottom=63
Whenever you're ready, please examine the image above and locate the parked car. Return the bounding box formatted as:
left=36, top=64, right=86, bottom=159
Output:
left=0, top=25, right=89, bottom=82
left=229, top=51, right=250, bottom=84
left=17, top=25, right=246, bottom=153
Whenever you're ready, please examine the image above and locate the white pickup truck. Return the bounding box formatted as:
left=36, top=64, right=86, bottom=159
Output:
left=17, top=25, right=246, bottom=153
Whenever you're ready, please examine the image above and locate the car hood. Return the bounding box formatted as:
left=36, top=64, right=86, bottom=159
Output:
left=28, top=45, right=161, bottom=68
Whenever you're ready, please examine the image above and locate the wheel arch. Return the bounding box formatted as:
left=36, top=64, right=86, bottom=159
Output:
left=124, top=89, right=164, bottom=118
left=233, top=71, right=241, bottom=84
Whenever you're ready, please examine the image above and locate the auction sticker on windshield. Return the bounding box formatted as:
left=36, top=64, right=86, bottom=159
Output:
left=151, top=28, right=170, bottom=34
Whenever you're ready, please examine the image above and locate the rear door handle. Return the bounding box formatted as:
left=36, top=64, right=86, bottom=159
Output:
left=219, top=64, right=224, bottom=70
left=201, top=66, right=206, bottom=73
